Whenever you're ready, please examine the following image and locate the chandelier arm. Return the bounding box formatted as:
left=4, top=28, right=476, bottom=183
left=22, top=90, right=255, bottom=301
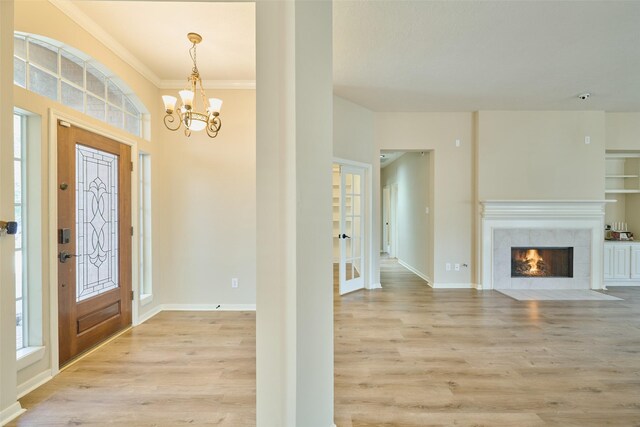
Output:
left=206, top=116, right=222, bottom=138
left=164, top=112, right=182, bottom=131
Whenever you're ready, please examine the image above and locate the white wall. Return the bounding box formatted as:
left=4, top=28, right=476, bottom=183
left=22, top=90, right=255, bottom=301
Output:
left=477, top=111, right=606, bottom=200
left=157, top=89, right=256, bottom=306
left=333, top=96, right=374, bottom=164
left=376, top=113, right=474, bottom=287
left=606, top=113, right=640, bottom=151
left=256, top=2, right=334, bottom=425
left=381, top=152, right=433, bottom=281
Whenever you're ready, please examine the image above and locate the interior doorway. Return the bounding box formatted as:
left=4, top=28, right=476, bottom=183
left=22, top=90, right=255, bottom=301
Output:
left=380, top=150, right=434, bottom=284
left=382, top=186, right=390, bottom=254
left=333, top=161, right=368, bottom=295
left=57, top=122, right=132, bottom=366
left=382, top=184, right=399, bottom=258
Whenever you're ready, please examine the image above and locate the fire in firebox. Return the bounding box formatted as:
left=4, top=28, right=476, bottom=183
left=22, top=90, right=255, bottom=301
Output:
left=511, top=247, right=573, bottom=278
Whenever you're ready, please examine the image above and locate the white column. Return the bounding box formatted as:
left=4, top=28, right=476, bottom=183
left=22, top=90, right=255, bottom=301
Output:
left=256, top=1, right=334, bottom=426
left=0, top=1, right=25, bottom=424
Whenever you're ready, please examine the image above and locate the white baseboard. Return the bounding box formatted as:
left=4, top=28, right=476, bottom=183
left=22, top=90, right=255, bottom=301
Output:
left=17, top=370, right=52, bottom=399
left=161, top=304, right=256, bottom=311
left=0, top=402, right=25, bottom=426
left=605, top=281, right=640, bottom=287
left=397, top=259, right=432, bottom=285
left=432, top=282, right=477, bottom=289
left=367, top=282, right=382, bottom=290
left=136, top=304, right=256, bottom=326
left=136, top=305, right=162, bottom=325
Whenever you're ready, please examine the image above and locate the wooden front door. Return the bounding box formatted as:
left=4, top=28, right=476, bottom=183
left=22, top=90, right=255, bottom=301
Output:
left=57, top=121, right=132, bottom=366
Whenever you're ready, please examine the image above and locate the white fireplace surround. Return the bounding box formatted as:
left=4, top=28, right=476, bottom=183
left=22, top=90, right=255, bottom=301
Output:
left=480, top=200, right=607, bottom=290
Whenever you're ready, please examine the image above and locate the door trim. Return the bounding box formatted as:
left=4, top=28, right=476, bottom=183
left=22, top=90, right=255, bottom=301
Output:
left=48, top=109, right=139, bottom=375
left=333, top=157, right=375, bottom=290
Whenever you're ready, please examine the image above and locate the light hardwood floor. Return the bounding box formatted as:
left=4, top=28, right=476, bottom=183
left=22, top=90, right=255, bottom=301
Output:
left=11, top=258, right=640, bottom=426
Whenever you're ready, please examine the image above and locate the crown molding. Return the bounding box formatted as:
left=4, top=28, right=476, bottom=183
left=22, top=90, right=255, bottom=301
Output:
left=159, top=79, right=256, bottom=90
left=48, top=0, right=162, bottom=87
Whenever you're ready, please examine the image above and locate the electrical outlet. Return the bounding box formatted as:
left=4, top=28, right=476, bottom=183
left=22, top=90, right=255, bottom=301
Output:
left=232, top=278, right=239, bottom=288
left=455, top=139, right=461, bottom=147
left=585, top=136, right=591, bottom=144
left=446, top=263, right=451, bottom=271
left=455, top=263, right=460, bottom=271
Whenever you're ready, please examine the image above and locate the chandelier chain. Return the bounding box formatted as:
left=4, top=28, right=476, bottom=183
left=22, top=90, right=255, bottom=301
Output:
left=190, top=42, right=199, bottom=76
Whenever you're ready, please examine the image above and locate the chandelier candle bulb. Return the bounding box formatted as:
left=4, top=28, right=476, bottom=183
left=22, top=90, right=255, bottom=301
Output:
left=162, top=32, right=223, bottom=138
left=179, top=90, right=194, bottom=110
left=162, top=95, right=177, bottom=113
left=208, top=98, right=223, bottom=114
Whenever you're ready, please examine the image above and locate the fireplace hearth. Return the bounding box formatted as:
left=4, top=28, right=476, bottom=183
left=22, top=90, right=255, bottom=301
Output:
left=511, top=247, right=573, bottom=278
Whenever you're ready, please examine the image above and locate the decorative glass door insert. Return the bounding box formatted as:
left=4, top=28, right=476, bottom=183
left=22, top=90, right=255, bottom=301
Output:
left=75, top=145, right=119, bottom=302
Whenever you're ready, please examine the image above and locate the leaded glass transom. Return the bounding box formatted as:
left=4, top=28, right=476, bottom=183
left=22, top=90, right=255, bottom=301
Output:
left=13, top=33, right=143, bottom=138
left=76, top=145, right=119, bottom=302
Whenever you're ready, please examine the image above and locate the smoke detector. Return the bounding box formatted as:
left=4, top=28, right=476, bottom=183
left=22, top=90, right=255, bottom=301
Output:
left=578, top=93, right=591, bottom=100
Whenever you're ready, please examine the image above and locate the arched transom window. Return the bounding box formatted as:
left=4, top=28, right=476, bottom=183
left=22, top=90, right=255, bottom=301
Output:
left=14, top=33, right=144, bottom=137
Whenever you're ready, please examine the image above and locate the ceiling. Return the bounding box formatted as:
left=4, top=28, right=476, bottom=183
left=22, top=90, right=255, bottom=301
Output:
left=59, top=1, right=640, bottom=111
left=333, top=0, right=640, bottom=112
left=380, top=151, right=406, bottom=168
left=68, top=1, right=255, bottom=86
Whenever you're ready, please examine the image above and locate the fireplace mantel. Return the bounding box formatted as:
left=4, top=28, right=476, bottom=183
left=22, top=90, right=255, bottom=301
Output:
left=479, top=200, right=607, bottom=290
left=481, top=200, right=611, bottom=219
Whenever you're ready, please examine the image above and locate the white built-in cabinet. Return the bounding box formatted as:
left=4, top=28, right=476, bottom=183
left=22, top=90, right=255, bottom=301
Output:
left=632, top=245, right=640, bottom=279
left=604, top=241, right=640, bottom=283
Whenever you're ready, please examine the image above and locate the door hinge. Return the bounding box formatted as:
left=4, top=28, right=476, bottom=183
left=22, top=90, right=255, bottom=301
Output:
left=131, top=161, right=134, bottom=172
left=131, top=226, right=134, bottom=236
left=58, top=120, right=71, bottom=128
left=131, top=290, right=134, bottom=301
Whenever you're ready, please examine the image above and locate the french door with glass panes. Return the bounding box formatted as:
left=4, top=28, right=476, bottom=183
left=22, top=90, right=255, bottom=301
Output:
left=338, top=165, right=365, bottom=294
left=57, top=122, right=131, bottom=366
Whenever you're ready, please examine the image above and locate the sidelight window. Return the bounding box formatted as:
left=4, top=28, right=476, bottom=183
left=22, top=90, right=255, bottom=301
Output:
left=139, top=153, right=153, bottom=302
left=14, top=113, right=27, bottom=350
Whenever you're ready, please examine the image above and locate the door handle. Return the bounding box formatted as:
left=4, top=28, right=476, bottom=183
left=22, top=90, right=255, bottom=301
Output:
left=0, top=221, right=18, bottom=235
left=59, top=251, right=79, bottom=263
left=340, top=234, right=351, bottom=239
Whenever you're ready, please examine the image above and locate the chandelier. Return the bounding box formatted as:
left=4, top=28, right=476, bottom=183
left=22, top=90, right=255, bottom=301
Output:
left=162, top=33, right=222, bottom=138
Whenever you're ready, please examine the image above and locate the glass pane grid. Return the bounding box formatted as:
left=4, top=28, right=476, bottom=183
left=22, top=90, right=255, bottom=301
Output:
left=341, top=170, right=365, bottom=285
left=14, top=34, right=143, bottom=137
left=14, top=113, right=27, bottom=350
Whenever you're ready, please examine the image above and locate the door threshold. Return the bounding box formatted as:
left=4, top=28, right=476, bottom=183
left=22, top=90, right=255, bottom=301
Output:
left=60, top=326, right=132, bottom=372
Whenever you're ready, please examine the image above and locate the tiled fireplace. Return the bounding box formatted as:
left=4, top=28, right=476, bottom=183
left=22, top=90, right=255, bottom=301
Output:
left=480, top=201, right=607, bottom=290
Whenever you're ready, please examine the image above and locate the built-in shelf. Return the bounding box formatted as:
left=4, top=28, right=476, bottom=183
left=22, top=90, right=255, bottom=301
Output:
left=605, top=153, right=640, bottom=194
